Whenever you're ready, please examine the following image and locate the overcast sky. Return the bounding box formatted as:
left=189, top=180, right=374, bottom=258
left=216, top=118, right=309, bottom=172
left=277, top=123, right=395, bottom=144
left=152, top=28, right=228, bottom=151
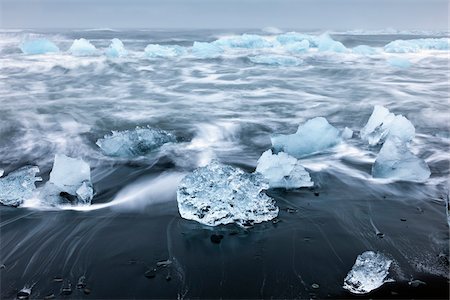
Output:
left=1, top=0, right=448, bottom=30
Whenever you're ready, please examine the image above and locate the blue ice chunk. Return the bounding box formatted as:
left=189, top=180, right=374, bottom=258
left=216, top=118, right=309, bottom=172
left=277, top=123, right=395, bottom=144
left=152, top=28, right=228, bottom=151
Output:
left=213, top=34, right=272, bottom=48
left=191, top=42, right=223, bottom=58
left=387, top=57, right=411, bottom=68
left=352, top=45, right=378, bottom=55
left=249, top=55, right=302, bottom=66
left=317, top=34, right=347, bottom=53
left=285, top=40, right=310, bottom=53
left=271, top=117, right=341, bottom=158
left=144, top=44, right=186, bottom=58
left=96, top=126, right=176, bottom=157
left=276, top=32, right=318, bottom=47
left=69, top=38, right=97, bottom=56
left=20, top=39, right=59, bottom=55
left=177, top=160, right=278, bottom=226
left=384, top=38, right=450, bottom=53
left=105, top=38, right=127, bottom=58
left=0, top=166, right=41, bottom=207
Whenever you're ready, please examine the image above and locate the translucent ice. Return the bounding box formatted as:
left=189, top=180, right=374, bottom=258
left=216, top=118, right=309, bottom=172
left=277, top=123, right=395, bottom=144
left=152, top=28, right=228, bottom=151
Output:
left=49, top=154, right=93, bottom=203
left=352, top=45, right=378, bottom=55
left=276, top=32, right=318, bottom=47
left=360, top=105, right=415, bottom=145
left=249, top=55, right=302, bottom=66
left=0, top=166, right=41, bottom=207
left=387, top=57, right=411, bottom=68
left=256, top=150, right=313, bottom=189
left=191, top=42, right=223, bottom=58
left=69, top=38, right=97, bottom=56
left=20, top=39, right=59, bottom=55
left=96, top=126, right=176, bottom=157
left=285, top=40, right=310, bottom=53
left=317, top=34, right=347, bottom=53
left=372, top=137, right=430, bottom=182
left=144, top=44, right=185, bottom=58
left=213, top=34, right=272, bottom=48
left=105, top=38, right=127, bottom=58
left=271, top=117, right=341, bottom=158
left=177, top=161, right=278, bottom=226
left=343, top=251, right=393, bottom=294
left=384, top=38, right=450, bottom=53
left=341, top=127, right=354, bottom=139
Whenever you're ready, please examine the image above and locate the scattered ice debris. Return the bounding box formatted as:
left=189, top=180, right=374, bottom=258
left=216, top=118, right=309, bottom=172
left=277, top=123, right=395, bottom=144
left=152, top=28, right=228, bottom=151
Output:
left=317, top=34, right=347, bottom=53
left=105, top=38, right=127, bottom=58
left=343, top=251, right=393, bottom=294
left=0, top=166, right=41, bottom=207
left=341, top=127, right=354, bottom=139
left=276, top=32, right=318, bottom=47
left=191, top=41, right=223, bottom=58
left=249, top=55, right=302, bottom=66
left=69, top=38, right=97, bottom=56
left=176, top=160, right=278, bottom=227
left=96, top=126, right=175, bottom=157
left=213, top=34, right=272, bottom=48
left=360, top=105, right=415, bottom=146
left=384, top=38, right=450, bottom=53
left=352, top=45, right=378, bottom=55
left=285, top=40, right=310, bottom=53
left=20, top=39, right=59, bottom=55
left=387, top=57, right=411, bottom=68
left=271, top=117, right=341, bottom=158
left=372, top=137, right=431, bottom=182
left=144, top=44, right=185, bottom=58
left=255, top=149, right=313, bottom=189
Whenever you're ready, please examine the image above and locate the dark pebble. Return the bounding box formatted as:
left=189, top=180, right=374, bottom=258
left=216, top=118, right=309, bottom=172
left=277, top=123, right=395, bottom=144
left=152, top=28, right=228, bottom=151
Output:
left=16, top=290, right=30, bottom=300
left=53, top=277, right=63, bottom=283
left=210, top=234, right=224, bottom=244
left=166, top=275, right=171, bottom=281
left=311, top=283, right=320, bottom=289
left=272, top=218, right=280, bottom=224
left=84, top=288, right=91, bottom=295
left=377, top=232, right=385, bottom=238
left=400, top=218, right=407, bottom=222
left=61, top=287, right=72, bottom=296
left=77, top=276, right=86, bottom=289
left=145, top=269, right=157, bottom=278
left=0, top=264, right=5, bottom=269
left=314, top=192, right=319, bottom=197
left=44, top=293, right=55, bottom=299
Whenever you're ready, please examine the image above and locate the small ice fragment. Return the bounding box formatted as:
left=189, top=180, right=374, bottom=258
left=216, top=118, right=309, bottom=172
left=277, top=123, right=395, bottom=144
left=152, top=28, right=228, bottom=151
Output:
left=76, top=181, right=94, bottom=204
left=96, top=126, right=175, bottom=157
left=69, top=38, right=97, bottom=56
left=285, top=40, right=310, bottom=53
left=176, top=161, right=278, bottom=226
left=341, top=127, right=353, bottom=139
left=191, top=42, right=223, bottom=58
left=50, top=154, right=91, bottom=196
left=20, top=39, right=59, bottom=55
left=372, top=137, right=430, bottom=182
left=144, top=44, right=185, bottom=58
left=343, top=251, right=393, bottom=294
left=0, top=166, right=41, bottom=207
left=256, top=150, right=313, bottom=189
left=352, top=45, right=378, bottom=55
left=387, top=57, right=411, bottom=68
left=271, top=117, right=341, bottom=158
left=317, top=34, right=347, bottom=53
left=249, top=55, right=302, bottom=66
left=212, top=34, right=272, bottom=48
left=105, top=38, right=127, bottom=58
left=360, top=105, right=415, bottom=145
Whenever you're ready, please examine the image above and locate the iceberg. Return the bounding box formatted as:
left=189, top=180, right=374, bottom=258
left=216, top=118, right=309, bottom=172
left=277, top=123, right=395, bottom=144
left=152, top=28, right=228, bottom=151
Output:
left=213, top=34, right=272, bottom=48
left=360, top=105, right=415, bottom=145
left=372, top=137, right=430, bottom=182
left=96, top=126, right=176, bottom=157
left=384, top=38, right=450, bottom=53
left=317, top=34, right=347, bottom=53
left=69, top=38, right=97, bottom=56
left=20, top=39, right=59, bottom=55
left=144, top=44, right=185, bottom=58
left=343, top=251, right=393, bottom=294
left=191, top=42, right=223, bottom=58
left=0, top=166, right=41, bottom=207
left=352, top=45, right=378, bottom=55
left=49, top=154, right=93, bottom=204
left=256, top=150, right=313, bottom=189
left=249, top=55, right=302, bottom=66
left=285, top=40, right=310, bottom=53
left=276, top=32, right=318, bottom=47
left=105, top=38, right=127, bottom=58
left=177, top=161, right=278, bottom=226
left=387, top=57, right=411, bottom=68
left=271, top=117, right=341, bottom=158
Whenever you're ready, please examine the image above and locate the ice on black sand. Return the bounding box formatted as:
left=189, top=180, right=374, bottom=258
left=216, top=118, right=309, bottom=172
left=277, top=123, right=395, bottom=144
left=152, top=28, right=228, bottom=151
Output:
left=0, top=166, right=41, bottom=207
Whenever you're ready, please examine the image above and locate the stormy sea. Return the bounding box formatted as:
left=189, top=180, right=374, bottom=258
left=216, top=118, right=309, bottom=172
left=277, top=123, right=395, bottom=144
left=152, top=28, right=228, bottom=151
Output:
left=0, top=28, right=449, bottom=299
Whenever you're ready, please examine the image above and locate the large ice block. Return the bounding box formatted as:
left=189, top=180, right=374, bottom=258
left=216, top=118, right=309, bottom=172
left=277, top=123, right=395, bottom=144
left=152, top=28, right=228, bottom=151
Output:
left=256, top=150, right=313, bottom=189
left=177, top=161, right=278, bottom=226
left=69, top=38, right=97, bottom=56
left=191, top=42, right=223, bottom=58
left=105, top=38, right=127, bottom=58
left=0, top=166, right=41, bottom=207
left=20, top=39, right=59, bottom=55
left=271, top=117, right=341, bottom=158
